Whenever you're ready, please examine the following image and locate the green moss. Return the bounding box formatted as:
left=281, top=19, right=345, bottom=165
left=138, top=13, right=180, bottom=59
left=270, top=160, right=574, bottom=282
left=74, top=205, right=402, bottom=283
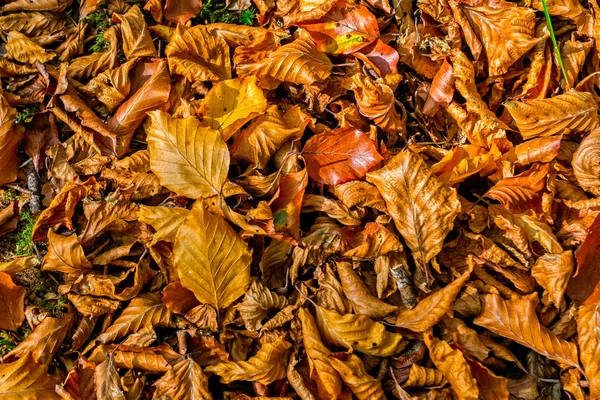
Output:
left=197, top=0, right=257, bottom=25
left=15, top=211, right=35, bottom=256
left=82, top=7, right=110, bottom=30
left=16, top=105, right=38, bottom=124
left=91, top=31, right=110, bottom=53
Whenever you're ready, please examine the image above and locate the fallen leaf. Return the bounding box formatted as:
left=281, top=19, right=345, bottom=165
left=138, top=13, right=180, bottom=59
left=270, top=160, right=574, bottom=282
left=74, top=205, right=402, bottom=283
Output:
left=153, top=357, right=212, bottom=399
left=577, top=303, right=600, bottom=398
left=0, top=272, right=25, bottom=331
left=0, top=353, right=60, bottom=399
left=328, top=353, right=385, bottom=399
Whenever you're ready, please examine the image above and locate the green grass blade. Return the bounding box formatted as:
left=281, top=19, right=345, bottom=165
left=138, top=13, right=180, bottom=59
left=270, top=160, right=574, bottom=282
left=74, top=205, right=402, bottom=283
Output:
left=541, top=0, right=569, bottom=86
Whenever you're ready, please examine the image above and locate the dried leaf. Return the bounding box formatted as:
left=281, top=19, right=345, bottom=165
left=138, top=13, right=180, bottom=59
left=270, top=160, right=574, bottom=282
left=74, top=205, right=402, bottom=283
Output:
left=531, top=251, right=573, bottom=307
left=0, top=353, right=60, bottom=400
left=328, top=353, right=385, bottom=399
left=153, top=357, right=212, bottom=399
left=237, top=280, right=288, bottom=331
left=0, top=271, right=25, bottom=331
left=577, top=303, right=600, bottom=398
left=112, top=5, right=157, bottom=59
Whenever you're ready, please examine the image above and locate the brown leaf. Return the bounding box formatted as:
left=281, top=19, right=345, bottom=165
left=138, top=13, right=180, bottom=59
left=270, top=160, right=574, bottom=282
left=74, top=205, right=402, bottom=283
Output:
left=0, top=93, right=23, bottom=187
left=315, top=306, right=407, bottom=356
left=303, top=127, right=383, bottom=185
left=237, top=37, right=332, bottom=87
left=395, top=263, right=472, bottom=331
left=138, top=205, right=189, bottom=244
left=473, top=293, right=579, bottom=368
left=42, top=229, right=92, bottom=275
left=89, top=344, right=172, bottom=372
left=0, top=271, right=25, bottom=331
left=6, top=31, right=56, bottom=64
left=366, top=149, right=461, bottom=269
left=402, top=364, right=447, bottom=388
left=577, top=303, right=600, bottom=398
left=166, top=25, right=231, bottom=82
left=341, top=222, right=403, bottom=258
left=95, top=354, right=126, bottom=400
left=336, top=261, right=397, bottom=319
left=164, top=0, right=202, bottom=25
left=531, top=251, right=573, bottom=307
left=573, top=127, right=600, bottom=195
left=424, top=332, right=480, bottom=400
left=153, top=356, right=212, bottom=399
left=112, top=5, right=157, bottom=59
left=206, top=337, right=291, bottom=385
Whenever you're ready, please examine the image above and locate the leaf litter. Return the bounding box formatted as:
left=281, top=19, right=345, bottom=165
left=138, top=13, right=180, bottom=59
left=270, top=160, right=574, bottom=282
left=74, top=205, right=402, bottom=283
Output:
left=0, top=0, right=599, bottom=398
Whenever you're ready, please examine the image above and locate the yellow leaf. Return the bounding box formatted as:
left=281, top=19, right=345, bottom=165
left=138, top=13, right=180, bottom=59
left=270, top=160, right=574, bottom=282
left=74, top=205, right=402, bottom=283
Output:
left=396, top=264, right=472, bottom=331
left=577, top=303, right=600, bottom=398
left=505, top=91, right=599, bottom=139
left=0, top=256, right=37, bottom=275
left=315, top=306, right=407, bottom=356
left=474, top=293, right=579, bottom=367
left=200, top=76, right=268, bottom=141
left=5, top=31, right=56, bottom=64
left=328, top=353, right=385, bottom=400
left=206, top=337, right=291, bottom=385
left=298, top=308, right=346, bottom=400
left=424, top=332, right=479, bottom=400
left=173, top=204, right=252, bottom=309
left=0, top=353, right=60, bottom=400
left=531, top=251, right=573, bottom=307
left=366, top=149, right=460, bottom=269
left=460, top=1, right=539, bottom=75
left=146, top=110, right=229, bottom=199
left=138, top=205, right=189, bottom=244
left=165, top=25, right=231, bottom=81
left=237, top=37, right=332, bottom=87
left=154, top=357, right=212, bottom=400
left=573, top=127, right=600, bottom=196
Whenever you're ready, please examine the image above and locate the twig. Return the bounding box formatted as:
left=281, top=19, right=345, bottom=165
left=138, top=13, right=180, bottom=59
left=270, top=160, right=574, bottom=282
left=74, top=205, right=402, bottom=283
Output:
left=3, top=184, right=31, bottom=195
left=25, top=162, right=41, bottom=215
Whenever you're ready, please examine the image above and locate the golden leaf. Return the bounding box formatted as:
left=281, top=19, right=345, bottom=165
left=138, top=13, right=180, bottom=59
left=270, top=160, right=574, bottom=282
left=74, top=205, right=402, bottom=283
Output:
left=315, top=306, right=407, bottom=356
left=328, top=353, right=385, bottom=400
left=0, top=256, right=37, bottom=275
left=5, top=31, right=56, bottom=64
left=342, top=222, right=403, bottom=258
left=42, top=229, right=92, bottom=275
left=424, top=332, right=480, bottom=400
left=112, top=5, right=157, bottom=59
left=237, top=280, right=288, bottom=331
left=332, top=181, right=388, bottom=212
left=366, top=149, right=461, bottom=268
left=165, top=25, right=231, bottom=81
left=82, top=59, right=136, bottom=111
left=298, top=308, right=346, bottom=400
left=460, top=1, right=539, bottom=75
left=403, top=364, right=447, bottom=388
left=199, top=76, right=268, bottom=141
left=173, top=204, right=252, bottom=309
left=302, top=195, right=363, bottom=226
left=505, top=91, right=599, bottom=139
left=206, top=338, right=291, bottom=385
left=146, top=111, right=229, bottom=199
left=138, top=205, right=189, bottom=244
left=531, top=251, right=573, bottom=307
left=395, top=264, right=472, bottom=331
left=577, top=303, right=600, bottom=398
left=237, top=37, right=333, bottom=86
left=430, top=145, right=498, bottom=186
left=67, top=25, right=119, bottom=80
left=0, top=12, right=65, bottom=36
left=93, top=293, right=174, bottom=346
left=154, top=357, right=212, bottom=400
left=474, top=293, right=579, bottom=367
left=89, top=344, right=172, bottom=372
left=573, top=127, right=600, bottom=195
left=336, top=261, right=397, bottom=319
left=484, top=163, right=549, bottom=213
left=0, top=353, right=60, bottom=400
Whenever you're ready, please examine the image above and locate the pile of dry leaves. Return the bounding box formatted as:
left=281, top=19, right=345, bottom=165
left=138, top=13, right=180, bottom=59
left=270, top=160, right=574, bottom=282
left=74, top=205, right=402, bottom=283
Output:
left=0, top=0, right=599, bottom=398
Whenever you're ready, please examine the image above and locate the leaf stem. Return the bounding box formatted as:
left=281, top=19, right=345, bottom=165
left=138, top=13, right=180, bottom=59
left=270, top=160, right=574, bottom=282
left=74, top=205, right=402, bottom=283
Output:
left=541, top=0, right=568, bottom=85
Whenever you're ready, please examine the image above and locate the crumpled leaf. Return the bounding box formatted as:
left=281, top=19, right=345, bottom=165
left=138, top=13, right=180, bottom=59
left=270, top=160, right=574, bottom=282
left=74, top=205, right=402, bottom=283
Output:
left=460, top=0, right=539, bottom=75
left=6, top=31, right=56, bottom=64
left=424, top=332, right=480, bottom=400
left=577, top=303, right=600, bottom=398
left=474, top=293, right=579, bottom=368
left=146, top=111, right=229, bottom=199
left=531, top=251, right=573, bottom=307
left=366, top=149, right=461, bottom=269
left=0, top=353, right=60, bottom=400
left=153, top=356, right=212, bottom=400
left=315, top=306, right=407, bottom=356
left=573, top=127, right=600, bottom=195
left=164, top=0, right=202, bottom=25
left=303, top=127, right=382, bottom=185
left=42, top=229, right=92, bottom=275
left=237, top=280, right=288, bottom=331
left=206, top=338, right=291, bottom=385
left=96, top=354, right=126, bottom=400
left=173, top=204, right=252, bottom=309
left=0, top=93, right=23, bottom=187
left=138, top=205, right=189, bottom=244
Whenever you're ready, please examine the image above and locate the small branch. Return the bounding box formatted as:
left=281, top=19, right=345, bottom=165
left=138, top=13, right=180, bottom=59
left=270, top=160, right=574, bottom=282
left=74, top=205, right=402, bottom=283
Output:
left=25, top=162, right=41, bottom=215
left=4, top=184, right=31, bottom=195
